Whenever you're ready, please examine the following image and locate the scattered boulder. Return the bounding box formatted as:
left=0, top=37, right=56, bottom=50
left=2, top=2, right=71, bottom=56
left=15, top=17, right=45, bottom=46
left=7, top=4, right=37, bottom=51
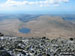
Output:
left=0, top=37, right=75, bottom=56
left=0, top=33, right=4, bottom=36
left=69, top=38, right=73, bottom=41
left=0, top=51, right=11, bottom=56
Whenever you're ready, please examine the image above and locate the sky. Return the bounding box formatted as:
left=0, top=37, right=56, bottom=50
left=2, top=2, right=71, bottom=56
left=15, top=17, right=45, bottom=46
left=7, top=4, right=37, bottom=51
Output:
left=0, top=0, right=75, bottom=14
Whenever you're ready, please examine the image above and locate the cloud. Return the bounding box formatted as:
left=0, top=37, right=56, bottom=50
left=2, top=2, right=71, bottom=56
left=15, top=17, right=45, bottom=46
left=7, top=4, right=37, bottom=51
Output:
left=0, top=0, right=69, bottom=8
left=62, top=0, right=69, bottom=2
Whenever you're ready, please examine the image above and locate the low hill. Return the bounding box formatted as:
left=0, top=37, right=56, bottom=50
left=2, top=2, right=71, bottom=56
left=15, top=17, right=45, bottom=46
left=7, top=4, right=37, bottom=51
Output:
left=22, top=16, right=75, bottom=38
left=0, top=15, right=75, bottom=39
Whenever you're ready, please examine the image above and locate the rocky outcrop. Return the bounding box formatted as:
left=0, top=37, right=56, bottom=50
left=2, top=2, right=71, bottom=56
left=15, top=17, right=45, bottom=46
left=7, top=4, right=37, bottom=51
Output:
left=0, top=36, right=75, bottom=56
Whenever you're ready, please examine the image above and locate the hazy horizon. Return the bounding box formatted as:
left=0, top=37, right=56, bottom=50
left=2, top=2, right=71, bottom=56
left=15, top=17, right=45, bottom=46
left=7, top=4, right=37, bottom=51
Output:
left=0, top=0, right=75, bottom=14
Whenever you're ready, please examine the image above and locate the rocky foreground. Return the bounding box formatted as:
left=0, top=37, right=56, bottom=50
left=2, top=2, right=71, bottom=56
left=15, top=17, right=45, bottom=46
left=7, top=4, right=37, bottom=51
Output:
left=0, top=36, right=75, bottom=56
